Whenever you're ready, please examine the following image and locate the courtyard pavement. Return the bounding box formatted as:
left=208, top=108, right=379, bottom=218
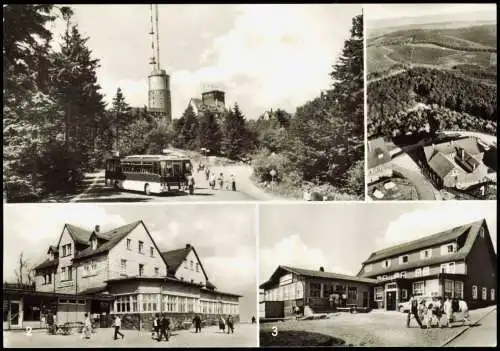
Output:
left=260, top=306, right=496, bottom=347
left=4, top=323, right=258, bottom=348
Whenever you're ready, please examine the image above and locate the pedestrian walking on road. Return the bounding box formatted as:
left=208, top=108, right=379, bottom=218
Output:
left=205, top=167, right=210, bottom=181
left=153, top=314, right=160, bottom=341
left=193, top=314, right=202, bottom=333
left=219, top=316, right=226, bottom=332
left=209, top=172, right=216, bottom=189
left=226, top=315, right=234, bottom=334
left=218, top=173, right=224, bottom=190
left=82, top=313, right=92, bottom=339
left=158, top=314, right=170, bottom=341
left=406, top=295, right=424, bottom=329
left=112, top=315, right=124, bottom=340
left=230, top=173, right=236, bottom=191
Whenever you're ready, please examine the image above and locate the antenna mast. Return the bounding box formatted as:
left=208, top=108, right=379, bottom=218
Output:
left=155, top=4, right=160, bottom=71
left=149, top=4, right=156, bottom=68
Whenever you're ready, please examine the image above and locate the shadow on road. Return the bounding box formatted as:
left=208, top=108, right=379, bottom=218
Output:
left=76, top=198, right=150, bottom=203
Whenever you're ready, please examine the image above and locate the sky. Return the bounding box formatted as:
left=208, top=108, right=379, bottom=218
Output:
left=259, top=202, right=497, bottom=284
left=365, top=3, right=496, bottom=23
left=47, top=4, right=361, bottom=119
left=3, top=204, right=257, bottom=322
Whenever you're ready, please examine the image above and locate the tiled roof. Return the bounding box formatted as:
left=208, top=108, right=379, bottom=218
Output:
left=360, top=219, right=485, bottom=270
left=34, top=258, right=58, bottom=271
left=65, top=224, right=93, bottom=246
left=161, top=247, right=191, bottom=275
left=427, top=151, right=456, bottom=179
left=260, top=265, right=377, bottom=289
left=73, top=221, right=142, bottom=261
left=455, top=149, right=481, bottom=172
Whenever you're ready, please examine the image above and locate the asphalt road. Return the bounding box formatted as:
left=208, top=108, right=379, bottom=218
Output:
left=444, top=308, right=497, bottom=347
left=56, top=164, right=280, bottom=203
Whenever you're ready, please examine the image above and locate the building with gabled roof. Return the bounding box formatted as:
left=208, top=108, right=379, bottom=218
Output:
left=4, top=220, right=242, bottom=331
left=259, top=265, right=376, bottom=318
left=421, top=137, right=489, bottom=189
left=357, top=219, right=497, bottom=310
left=188, top=90, right=227, bottom=118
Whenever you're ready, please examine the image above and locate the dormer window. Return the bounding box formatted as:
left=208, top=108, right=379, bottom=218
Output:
left=420, top=249, right=432, bottom=260
left=399, top=255, right=409, bottom=264
left=91, top=238, right=97, bottom=250
left=382, top=259, right=391, bottom=268
left=441, top=243, right=456, bottom=255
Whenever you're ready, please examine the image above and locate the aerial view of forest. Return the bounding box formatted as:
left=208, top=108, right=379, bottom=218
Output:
left=366, top=9, right=497, bottom=201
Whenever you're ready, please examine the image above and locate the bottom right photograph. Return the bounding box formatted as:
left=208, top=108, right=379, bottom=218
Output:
left=258, top=201, right=497, bottom=347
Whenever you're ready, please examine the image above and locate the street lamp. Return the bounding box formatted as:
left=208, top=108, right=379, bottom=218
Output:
left=269, top=169, right=277, bottom=192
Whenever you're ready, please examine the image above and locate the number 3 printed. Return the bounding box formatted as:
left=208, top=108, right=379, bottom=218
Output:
left=272, top=326, right=278, bottom=336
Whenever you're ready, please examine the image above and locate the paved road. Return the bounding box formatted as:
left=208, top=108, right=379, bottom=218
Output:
left=389, top=156, right=440, bottom=200
left=4, top=324, right=258, bottom=348
left=445, top=308, right=497, bottom=347
left=45, top=164, right=282, bottom=203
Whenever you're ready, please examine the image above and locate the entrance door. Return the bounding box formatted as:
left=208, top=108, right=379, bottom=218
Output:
left=10, top=301, right=21, bottom=327
left=362, top=292, right=369, bottom=307
left=386, top=291, right=397, bottom=310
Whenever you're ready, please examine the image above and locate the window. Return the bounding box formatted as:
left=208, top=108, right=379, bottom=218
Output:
left=422, top=266, right=430, bottom=276
left=178, top=297, right=186, bottom=313
left=454, top=281, right=464, bottom=299
left=399, top=255, right=409, bottom=264
left=150, top=247, right=154, bottom=257
left=440, top=262, right=455, bottom=274
left=413, top=281, right=425, bottom=296
left=190, top=261, right=194, bottom=270
left=44, top=274, right=52, bottom=284
left=115, top=295, right=137, bottom=313
left=482, top=287, right=487, bottom=300
left=441, top=243, right=456, bottom=255
left=196, top=263, right=199, bottom=272
left=364, top=264, right=372, bottom=273
left=61, top=267, right=66, bottom=281
left=401, top=271, right=406, bottom=279
left=62, top=245, right=67, bottom=257
left=138, top=241, right=144, bottom=254
left=184, top=259, right=188, bottom=269
left=382, top=259, right=391, bottom=268
left=139, top=264, right=144, bottom=277
left=444, top=279, right=454, bottom=298
left=143, top=294, right=158, bottom=312
left=154, top=267, right=159, bottom=276
left=120, top=259, right=127, bottom=275
left=472, top=285, right=478, bottom=299
left=126, top=239, right=131, bottom=250
left=347, top=287, right=358, bottom=303
left=310, top=283, right=321, bottom=298
left=163, top=295, right=177, bottom=312
left=420, top=249, right=432, bottom=259
left=415, top=268, right=422, bottom=277
left=375, top=287, right=384, bottom=301
left=401, top=289, right=408, bottom=300
left=68, top=267, right=72, bottom=280
left=491, top=289, right=495, bottom=301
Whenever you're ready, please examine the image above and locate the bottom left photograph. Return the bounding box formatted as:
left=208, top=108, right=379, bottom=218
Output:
left=3, top=203, right=258, bottom=348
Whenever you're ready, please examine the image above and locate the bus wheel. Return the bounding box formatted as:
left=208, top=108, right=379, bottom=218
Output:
left=144, top=184, right=151, bottom=196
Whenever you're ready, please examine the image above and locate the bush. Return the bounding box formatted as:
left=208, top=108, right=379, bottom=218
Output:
left=252, top=148, right=293, bottom=183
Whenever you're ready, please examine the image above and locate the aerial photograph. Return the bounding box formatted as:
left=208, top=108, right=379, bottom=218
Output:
left=258, top=202, right=496, bottom=347
left=366, top=4, right=497, bottom=201
left=4, top=4, right=364, bottom=203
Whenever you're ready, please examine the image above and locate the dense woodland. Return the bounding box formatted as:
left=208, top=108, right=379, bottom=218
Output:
left=4, top=5, right=364, bottom=201
left=368, top=67, right=497, bottom=137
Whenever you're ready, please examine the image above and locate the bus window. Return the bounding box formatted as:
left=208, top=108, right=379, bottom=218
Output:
left=172, top=161, right=182, bottom=176
left=160, top=161, right=167, bottom=176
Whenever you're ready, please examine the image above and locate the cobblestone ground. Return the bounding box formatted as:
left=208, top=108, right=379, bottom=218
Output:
left=4, top=323, right=258, bottom=348
left=260, top=307, right=495, bottom=347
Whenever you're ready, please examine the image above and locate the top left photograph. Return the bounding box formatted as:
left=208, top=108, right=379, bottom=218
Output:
left=3, top=4, right=365, bottom=203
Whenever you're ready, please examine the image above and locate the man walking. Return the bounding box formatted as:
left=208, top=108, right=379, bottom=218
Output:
left=158, top=314, right=169, bottom=341
left=406, top=295, right=424, bottom=329
left=113, top=315, right=124, bottom=340
left=193, top=314, right=202, bottom=333
left=226, top=315, right=234, bottom=334
left=153, top=314, right=160, bottom=341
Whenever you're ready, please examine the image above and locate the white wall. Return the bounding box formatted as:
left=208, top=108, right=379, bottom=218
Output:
left=175, top=249, right=207, bottom=286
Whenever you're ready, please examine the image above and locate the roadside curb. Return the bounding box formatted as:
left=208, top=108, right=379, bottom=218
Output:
left=440, top=306, right=497, bottom=347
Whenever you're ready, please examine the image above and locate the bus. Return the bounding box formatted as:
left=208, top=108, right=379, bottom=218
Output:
left=104, top=154, right=194, bottom=195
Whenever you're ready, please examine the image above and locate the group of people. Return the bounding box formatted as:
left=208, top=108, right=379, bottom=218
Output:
left=217, top=315, right=235, bottom=334
left=152, top=314, right=170, bottom=341
left=204, top=167, right=237, bottom=191
left=407, top=295, right=472, bottom=329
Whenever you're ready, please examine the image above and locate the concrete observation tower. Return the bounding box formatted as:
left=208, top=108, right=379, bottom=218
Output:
left=148, top=4, right=172, bottom=122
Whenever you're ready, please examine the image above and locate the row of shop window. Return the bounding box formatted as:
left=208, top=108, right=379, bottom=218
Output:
left=264, top=282, right=304, bottom=301
left=110, top=294, right=238, bottom=315
left=472, top=286, right=495, bottom=301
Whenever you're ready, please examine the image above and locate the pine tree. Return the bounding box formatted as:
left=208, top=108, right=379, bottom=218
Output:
left=179, top=105, right=199, bottom=150
left=222, top=103, right=249, bottom=159
left=198, top=111, right=222, bottom=155
left=110, top=87, right=132, bottom=152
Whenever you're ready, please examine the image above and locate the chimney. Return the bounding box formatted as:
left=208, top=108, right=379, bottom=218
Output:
left=319, top=267, right=325, bottom=272
left=95, top=225, right=100, bottom=233
left=186, top=243, right=191, bottom=249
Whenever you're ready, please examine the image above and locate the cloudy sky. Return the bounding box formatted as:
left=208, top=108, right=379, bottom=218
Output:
left=46, top=4, right=361, bottom=119
left=259, top=202, right=497, bottom=283
left=3, top=204, right=257, bottom=322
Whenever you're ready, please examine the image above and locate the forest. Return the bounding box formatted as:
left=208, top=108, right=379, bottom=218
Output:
left=4, top=5, right=365, bottom=201
left=367, top=67, right=497, bottom=137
